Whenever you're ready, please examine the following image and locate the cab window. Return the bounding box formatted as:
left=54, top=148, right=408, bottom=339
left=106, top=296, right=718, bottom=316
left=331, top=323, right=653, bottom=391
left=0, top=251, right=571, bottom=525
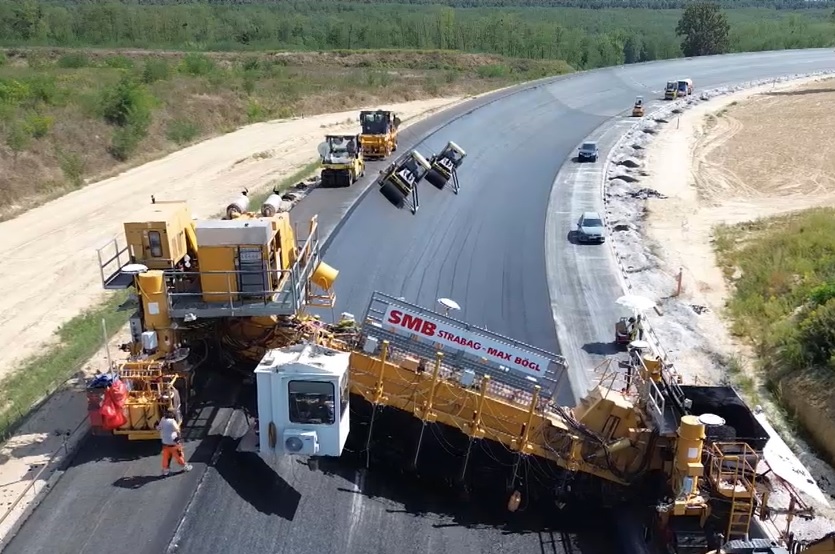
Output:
left=288, top=380, right=335, bottom=425
left=340, top=374, right=349, bottom=416
left=148, top=231, right=163, bottom=258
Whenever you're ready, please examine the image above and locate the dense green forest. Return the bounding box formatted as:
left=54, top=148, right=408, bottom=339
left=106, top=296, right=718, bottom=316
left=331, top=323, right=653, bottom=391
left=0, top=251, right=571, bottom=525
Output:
left=1, top=1, right=833, bottom=70
left=35, top=0, right=835, bottom=10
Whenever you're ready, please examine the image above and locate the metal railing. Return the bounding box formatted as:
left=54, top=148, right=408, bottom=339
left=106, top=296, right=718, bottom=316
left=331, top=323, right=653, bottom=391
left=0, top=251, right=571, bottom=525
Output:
left=360, top=292, right=568, bottom=399
left=95, top=238, right=131, bottom=289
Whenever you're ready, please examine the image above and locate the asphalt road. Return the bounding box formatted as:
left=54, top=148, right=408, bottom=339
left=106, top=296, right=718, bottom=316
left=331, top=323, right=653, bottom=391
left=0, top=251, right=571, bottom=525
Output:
left=6, top=49, right=835, bottom=554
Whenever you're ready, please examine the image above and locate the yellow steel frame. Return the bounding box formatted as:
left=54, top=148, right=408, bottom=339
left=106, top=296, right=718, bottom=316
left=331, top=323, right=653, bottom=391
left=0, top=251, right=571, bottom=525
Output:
left=347, top=341, right=633, bottom=485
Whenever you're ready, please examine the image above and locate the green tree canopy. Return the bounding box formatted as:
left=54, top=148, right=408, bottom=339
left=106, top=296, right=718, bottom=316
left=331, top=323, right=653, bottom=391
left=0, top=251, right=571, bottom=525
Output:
left=675, top=2, right=731, bottom=56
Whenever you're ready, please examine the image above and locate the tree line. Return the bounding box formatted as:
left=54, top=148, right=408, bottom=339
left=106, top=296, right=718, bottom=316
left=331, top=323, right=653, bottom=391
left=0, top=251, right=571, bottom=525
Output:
left=40, top=0, right=835, bottom=10
left=1, top=1, right=833, bottom=70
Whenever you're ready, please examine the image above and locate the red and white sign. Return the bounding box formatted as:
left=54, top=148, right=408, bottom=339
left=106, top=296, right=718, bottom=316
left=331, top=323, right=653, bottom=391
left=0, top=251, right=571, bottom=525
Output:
left=382, top=305, right=551, bottom=376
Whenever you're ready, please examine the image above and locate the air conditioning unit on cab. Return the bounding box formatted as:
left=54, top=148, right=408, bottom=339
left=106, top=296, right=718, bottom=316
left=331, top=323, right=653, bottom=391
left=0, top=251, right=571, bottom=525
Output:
left=283, top=429, right=319, bottom=456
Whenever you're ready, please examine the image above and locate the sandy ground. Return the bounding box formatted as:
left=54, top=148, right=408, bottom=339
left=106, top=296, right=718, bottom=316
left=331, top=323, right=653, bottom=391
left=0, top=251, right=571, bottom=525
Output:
left=603, top=72, right=835, bottom=542
left=0, top=96, right=468, bottom=381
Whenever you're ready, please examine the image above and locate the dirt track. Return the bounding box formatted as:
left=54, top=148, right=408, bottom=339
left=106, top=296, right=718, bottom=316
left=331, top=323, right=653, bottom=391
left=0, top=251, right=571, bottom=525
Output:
left=0, top=97, right=464, bottom=379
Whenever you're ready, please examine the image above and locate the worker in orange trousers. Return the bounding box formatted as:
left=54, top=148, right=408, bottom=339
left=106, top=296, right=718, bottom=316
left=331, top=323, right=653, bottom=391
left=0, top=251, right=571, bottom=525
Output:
left=157, top=409, right=193, bottom=476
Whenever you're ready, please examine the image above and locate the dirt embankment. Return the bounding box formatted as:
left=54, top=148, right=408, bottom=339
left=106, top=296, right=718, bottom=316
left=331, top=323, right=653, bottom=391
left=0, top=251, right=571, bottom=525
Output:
left=0, top=47, right=572, bottom=220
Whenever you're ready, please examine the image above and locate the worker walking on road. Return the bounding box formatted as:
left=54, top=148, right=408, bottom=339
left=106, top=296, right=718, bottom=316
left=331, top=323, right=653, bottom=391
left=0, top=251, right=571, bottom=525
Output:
left=157, top=409, right=193, bottom=476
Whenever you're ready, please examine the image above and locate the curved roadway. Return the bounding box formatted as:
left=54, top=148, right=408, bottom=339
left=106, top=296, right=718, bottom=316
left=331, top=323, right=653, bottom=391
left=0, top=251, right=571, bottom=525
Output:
left=5, top=49, right=835, bottom=554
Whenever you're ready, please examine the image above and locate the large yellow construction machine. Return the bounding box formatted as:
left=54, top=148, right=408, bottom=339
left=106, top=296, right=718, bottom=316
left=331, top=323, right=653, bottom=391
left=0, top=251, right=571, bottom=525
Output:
left=234, top=291, right=832, bottom=554
left=317, top=134, right=365, bottom=188
left=90, top=192, right=830, bottom=554
left=90, top=193, right=338, bottom=439
left=359, top=110, right=400, bottom=160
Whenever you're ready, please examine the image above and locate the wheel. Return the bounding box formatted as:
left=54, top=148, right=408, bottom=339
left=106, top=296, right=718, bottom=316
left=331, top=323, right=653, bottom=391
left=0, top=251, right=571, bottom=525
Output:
left=379, top=180, right=406, bottom=208
left=425, top=169, right=448, bottom=190
left=591, top=155, right=598, bottom=162
left=392, top=141, right=398, bottom=152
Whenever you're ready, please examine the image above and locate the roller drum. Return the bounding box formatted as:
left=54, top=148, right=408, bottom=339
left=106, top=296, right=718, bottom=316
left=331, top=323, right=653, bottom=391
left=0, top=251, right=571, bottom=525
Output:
left=226, top=193, right=250, bottom=218
left=425, top=168, right=448, bottom=190
left=380, top=179, right=406, bottom=208
left=261, top=193, right=283, bottom=217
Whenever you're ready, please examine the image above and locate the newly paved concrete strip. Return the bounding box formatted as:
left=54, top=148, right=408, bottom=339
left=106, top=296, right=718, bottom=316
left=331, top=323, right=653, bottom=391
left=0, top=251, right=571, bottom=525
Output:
left=5, top=49, right=835, bottom=554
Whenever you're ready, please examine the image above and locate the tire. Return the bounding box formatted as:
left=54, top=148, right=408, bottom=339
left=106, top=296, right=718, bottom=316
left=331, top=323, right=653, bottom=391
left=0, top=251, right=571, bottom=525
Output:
left=425, top=168, right=448, bottom=190
left=392, top=142, right=398, bottom=152
left=380, top=180, right=406, bottom=208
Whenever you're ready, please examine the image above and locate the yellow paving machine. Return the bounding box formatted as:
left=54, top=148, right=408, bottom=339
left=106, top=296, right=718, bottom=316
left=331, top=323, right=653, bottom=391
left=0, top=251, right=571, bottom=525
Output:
left=91, top=194, right=338, bottom=439
left=91, top=192, right=832, bottom=554
left=317, top=134, right=365, bottom=188
left=358, top=110, right=400, bottom=160
left=665, top=80, right=678, bottom=100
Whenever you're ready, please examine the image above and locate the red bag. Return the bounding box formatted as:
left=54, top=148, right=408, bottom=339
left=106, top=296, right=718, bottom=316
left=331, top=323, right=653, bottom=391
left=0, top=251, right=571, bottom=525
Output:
left=109, top=379, right=128, bottom=406
left=99, top=386, right=127, bottom=430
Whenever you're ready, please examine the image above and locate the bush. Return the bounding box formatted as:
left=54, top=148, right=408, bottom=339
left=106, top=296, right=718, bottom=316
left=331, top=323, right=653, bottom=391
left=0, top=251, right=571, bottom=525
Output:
left=165, top=119, right=199, bottom=145
left=180, top=53, right=215, bottom=77
left=142, top=59, right=170, bottom=84
left=103, top=55, right=134, bottom=70
left=24, top=113, right=53, bottom=138
left=57, top=149, right=86, bottom=188
left=109, top=125, right=145, bottom=161
left=100, top=75, right=153, bottom=130
left=57, top=53, right=88, bottom=68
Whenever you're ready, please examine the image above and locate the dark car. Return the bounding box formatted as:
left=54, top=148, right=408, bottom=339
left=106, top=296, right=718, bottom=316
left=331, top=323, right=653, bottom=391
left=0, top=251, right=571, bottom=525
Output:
left=578, top=141, right=599, bottom=162
left=576, top=211, right=605, bottom=243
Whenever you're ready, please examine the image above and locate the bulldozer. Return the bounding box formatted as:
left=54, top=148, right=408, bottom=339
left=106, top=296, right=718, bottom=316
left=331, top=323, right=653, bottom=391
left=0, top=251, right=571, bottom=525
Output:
left=424, top=141, right=467, bottom=193
left=359, top=110, right=400, bottom=160
left=317, top=134, right=365, bottom=188
left=91, top=193, right=339, bottom=439
left=632, top=96, right=645, bottom=117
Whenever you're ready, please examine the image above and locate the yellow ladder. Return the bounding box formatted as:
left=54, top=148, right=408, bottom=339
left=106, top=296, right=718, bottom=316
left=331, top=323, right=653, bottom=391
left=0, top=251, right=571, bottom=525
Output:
left=708, top=442, right=758, bottom=541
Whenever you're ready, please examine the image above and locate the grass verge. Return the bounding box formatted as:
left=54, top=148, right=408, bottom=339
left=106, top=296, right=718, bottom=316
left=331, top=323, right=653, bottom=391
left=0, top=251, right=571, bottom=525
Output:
left=0, top=292, right=128, bottom=440
left=0, top=162, right=326, bottom=441
left=0, top=47, right=572, bottom=220
left=714, top=206, right=835, bottom=464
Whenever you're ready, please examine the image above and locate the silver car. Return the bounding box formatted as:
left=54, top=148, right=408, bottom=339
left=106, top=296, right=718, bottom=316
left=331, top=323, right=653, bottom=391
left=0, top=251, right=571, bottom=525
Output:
left=576, top=211, right=605, bottom=243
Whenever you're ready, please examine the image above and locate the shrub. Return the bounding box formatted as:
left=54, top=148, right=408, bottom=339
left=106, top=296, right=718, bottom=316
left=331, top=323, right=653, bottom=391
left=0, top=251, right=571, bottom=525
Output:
left=57, top=53, right=88, bottom=68
left=101, top=75, right=152, bottom=131
left=109, top=125, right=144, bottom=161
left=165, top=119, right=199, bottom=145
left=103, top=55, right=134, bottom=70
left=142, top=59, right=170, bottom=84
left=180, top=53, right=215, bottom=77
left=24, top=113, right=53, bottom=138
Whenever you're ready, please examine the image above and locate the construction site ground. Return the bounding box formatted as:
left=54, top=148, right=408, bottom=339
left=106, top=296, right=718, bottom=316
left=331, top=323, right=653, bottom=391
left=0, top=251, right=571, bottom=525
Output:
left=608, top=77, right=835, bottom=541
left=0, top=94, right=476, bottom=540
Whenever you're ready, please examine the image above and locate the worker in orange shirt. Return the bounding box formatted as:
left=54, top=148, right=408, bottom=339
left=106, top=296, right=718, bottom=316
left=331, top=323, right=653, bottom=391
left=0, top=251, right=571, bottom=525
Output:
left=157, top=409, right=193, bottom=476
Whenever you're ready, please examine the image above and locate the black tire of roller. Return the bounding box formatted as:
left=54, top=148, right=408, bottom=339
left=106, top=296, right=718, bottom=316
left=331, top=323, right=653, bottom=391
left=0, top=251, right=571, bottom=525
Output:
left=425, top=168, right=448, bottom=190
left=380, top=179, right=406, bottom=208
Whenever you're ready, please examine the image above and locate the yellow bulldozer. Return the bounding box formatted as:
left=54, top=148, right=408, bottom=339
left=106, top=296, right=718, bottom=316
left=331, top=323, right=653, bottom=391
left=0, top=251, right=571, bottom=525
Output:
left=91, top=192, right=339, bottom=439
left=359, top=109, right=400, bottom=160
left=317, top=134, right=365, bottom=188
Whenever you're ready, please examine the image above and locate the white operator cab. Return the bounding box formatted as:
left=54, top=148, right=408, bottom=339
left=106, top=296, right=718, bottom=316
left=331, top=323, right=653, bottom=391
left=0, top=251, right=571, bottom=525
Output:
left=238, top=342, right=351, bottom=464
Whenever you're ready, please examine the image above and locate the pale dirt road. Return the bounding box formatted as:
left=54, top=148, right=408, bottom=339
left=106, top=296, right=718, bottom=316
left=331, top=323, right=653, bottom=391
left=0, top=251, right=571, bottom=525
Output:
left=0, top=96, right=465, bottom=379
